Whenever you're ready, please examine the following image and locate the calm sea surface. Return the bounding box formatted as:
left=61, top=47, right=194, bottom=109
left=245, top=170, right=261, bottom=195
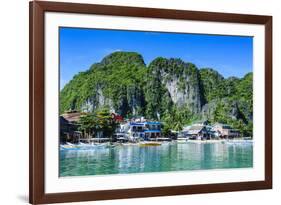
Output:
left=59, top=141, right=253, bottom=177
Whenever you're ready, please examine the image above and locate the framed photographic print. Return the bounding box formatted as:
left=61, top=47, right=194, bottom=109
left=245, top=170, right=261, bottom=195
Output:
left=29, top=1, right=272, bottom=204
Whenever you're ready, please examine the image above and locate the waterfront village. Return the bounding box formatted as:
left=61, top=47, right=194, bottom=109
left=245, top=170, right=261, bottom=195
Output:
left=60, top=110, right=251, bottom=148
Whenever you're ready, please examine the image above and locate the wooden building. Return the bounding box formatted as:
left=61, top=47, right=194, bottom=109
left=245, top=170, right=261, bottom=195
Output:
left=213, top=123, right=240, bottom=139
left=59, top=111, right=82, bottom=143
left=187, top=125, right=208, bottom=140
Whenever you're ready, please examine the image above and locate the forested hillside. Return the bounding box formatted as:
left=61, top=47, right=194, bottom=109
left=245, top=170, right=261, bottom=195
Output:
left=60, top=51, right=253, bottom=136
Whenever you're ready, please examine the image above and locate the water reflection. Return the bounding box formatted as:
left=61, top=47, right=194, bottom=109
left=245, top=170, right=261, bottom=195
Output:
left=60, top=142, right=253, bottom=177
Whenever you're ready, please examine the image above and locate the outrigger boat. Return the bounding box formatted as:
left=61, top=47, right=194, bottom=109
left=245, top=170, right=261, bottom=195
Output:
left=177, top=137, right=189, bottom=143
left=60, top=142, right=78, bottom=150
left=60, top=142, right=112, bottom=150
left=139, top=141, right=162, bottom=146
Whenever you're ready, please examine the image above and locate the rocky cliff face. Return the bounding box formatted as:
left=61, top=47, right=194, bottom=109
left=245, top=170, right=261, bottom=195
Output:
left=60, top=52, right=147, bottom=117
left=201, top=98, right=246, bottom=122
left=147, top=58, right=202, bottom=114
left=199, top=70, right=253, bottom=135
left=60, top=51, right=253, bottom=134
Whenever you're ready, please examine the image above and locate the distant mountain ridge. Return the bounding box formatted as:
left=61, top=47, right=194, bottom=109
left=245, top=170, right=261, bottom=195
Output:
left=60, top=51, right=253, bottom=136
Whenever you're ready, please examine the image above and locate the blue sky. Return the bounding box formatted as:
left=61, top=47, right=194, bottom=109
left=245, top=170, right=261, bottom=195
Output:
left=60, top=27, right=253, bottom=89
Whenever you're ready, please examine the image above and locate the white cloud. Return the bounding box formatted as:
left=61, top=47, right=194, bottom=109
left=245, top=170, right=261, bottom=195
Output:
left=103, top=48, right=123, bottom=55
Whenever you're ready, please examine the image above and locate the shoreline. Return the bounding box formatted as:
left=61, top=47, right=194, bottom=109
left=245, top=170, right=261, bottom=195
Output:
left=60, top=139, right=253, bottom=150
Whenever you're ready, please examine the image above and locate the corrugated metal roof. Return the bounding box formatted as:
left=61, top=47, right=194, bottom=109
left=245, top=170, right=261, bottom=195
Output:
left=189, top=125, right=204, bottom=131
left=144, top=130, right=161, bottom=133
left=145, top=122, right=161, bottom=125
left=61, top=112, right=82, bottom=122
left=188, top=125, right=204, bottom=134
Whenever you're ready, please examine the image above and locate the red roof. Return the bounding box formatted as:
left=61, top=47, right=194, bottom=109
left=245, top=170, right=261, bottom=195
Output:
left=111, top=113, right=124, bottom=122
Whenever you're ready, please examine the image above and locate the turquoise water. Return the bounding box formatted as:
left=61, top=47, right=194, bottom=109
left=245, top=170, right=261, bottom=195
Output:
left=59, top=141, right=253, bottom=177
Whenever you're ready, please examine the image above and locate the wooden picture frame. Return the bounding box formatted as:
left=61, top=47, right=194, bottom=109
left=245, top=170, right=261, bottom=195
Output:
left=29, top=1, right=272, bottom=204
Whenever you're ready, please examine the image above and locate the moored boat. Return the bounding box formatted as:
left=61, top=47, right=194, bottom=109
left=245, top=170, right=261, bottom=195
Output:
left=139, top=141, right=162, bottom=146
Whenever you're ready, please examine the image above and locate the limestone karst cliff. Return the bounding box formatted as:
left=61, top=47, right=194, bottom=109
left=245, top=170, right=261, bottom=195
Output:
left=60, top=51, right=253, bottom=135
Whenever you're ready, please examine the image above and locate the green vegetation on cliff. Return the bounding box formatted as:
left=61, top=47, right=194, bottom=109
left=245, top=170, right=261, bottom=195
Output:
left=60, top=52, right=147, bottom=117
left=200, top=70, right=253, bottom=136
left=60, top=51, right=253, bottom=137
